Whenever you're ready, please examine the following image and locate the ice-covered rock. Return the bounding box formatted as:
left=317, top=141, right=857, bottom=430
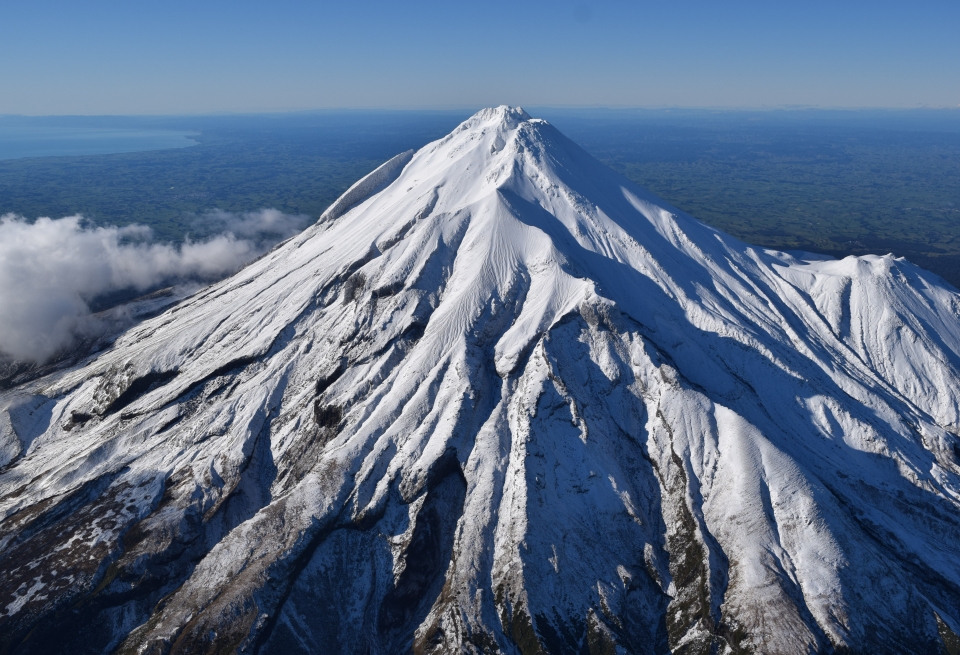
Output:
left=2, top=106, right=960, bottom=654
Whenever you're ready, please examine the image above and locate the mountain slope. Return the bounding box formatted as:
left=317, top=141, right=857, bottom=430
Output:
left=2, top=106, right=960, bottom=654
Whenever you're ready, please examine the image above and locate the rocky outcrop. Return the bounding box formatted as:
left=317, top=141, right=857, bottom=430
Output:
left=2, top=107, right=960, bottom=654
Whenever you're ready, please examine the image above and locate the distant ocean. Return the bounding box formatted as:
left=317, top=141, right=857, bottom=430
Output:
left=0, top=125, right=197, bottom=160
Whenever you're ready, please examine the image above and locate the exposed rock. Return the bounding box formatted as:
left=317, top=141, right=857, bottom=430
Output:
left=2, top=106, right=960, bottom=654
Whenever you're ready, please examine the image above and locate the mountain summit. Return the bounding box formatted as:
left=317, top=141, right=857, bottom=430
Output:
left=3, top=107, right=960, bottom=654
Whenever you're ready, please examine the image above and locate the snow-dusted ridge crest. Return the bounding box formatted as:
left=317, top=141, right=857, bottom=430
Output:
left=2, top=106, right=960, bottom=654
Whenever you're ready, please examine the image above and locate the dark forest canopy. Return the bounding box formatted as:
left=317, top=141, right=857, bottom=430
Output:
left=2, top=108, right=959, bottom=285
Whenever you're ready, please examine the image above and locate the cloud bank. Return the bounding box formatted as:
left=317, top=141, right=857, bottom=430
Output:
left=0, top=209, right=309, bottom=364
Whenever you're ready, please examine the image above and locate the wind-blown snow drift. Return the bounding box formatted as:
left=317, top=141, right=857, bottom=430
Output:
left=2, top=107, right=960, bottom=654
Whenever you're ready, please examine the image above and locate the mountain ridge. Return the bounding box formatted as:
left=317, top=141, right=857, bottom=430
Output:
left=1, top=106, right=960, bottom=654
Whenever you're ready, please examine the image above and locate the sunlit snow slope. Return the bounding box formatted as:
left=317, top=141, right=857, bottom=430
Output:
left=3, top=107, right=960, bottom=655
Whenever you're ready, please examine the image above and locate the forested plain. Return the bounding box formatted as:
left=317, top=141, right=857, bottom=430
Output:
left=2, top=109, right=959, bottom=285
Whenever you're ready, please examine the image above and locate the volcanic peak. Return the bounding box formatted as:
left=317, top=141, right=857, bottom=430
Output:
left=1, top=107, right=960, bottom=655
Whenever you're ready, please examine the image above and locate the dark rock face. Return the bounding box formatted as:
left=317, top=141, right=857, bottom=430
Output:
left=3, top=107, right=960, bottom=654
left=258, top=450, right=467, bottom=655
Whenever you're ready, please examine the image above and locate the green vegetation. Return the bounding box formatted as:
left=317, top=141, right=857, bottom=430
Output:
left=2, top=109, right=959, bottom=285
left=0, top=112, right=464, bottom=241
left=551, top=111, right=960, bottom=286
left=0, top=143, right=379, bottom=241
left=0, top=126, right=397, bottom=242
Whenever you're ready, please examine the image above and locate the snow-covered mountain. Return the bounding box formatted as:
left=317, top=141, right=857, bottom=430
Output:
left=3, top=106, right=960, bottom=655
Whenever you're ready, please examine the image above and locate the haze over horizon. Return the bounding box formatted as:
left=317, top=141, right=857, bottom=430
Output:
left=6, top=0, right=960, bottom=648
left=3, top=0, right=958, bottom=115
left=5, top=106, right=960, bottom=654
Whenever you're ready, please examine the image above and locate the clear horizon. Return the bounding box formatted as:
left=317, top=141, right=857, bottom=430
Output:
left=2, top=0, right=958, bottom=115
left=3, top=105, right=960, bottom=120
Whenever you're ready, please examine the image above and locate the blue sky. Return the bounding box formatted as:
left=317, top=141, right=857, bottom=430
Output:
left=2, top=0, right=958, bottom=114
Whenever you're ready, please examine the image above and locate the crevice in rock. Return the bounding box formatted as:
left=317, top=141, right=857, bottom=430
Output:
left=102, top=370, right=180, bottom=416
left=377, top=450, right=467, bottom=645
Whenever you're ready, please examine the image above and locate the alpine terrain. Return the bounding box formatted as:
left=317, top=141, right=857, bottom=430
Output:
left=4, top=106, right=960, bottom=655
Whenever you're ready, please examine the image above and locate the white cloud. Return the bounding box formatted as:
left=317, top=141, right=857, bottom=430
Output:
left=0, top=210, right=309, bottom=363
left=202, top=208, right=309, bottom=240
